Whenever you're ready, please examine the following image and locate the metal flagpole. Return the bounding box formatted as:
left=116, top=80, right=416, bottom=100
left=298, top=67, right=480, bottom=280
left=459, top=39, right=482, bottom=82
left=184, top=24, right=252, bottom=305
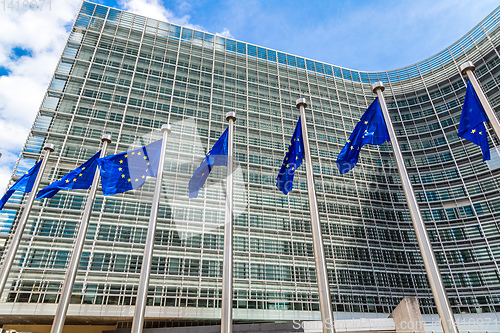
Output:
left=0, top=143, right=55, bottom=297
left=50, top=134, right=112, bottom=333
left=221, top=111, right=236, bottom=333
left=296, top=99, right=335, bottom=333
left=372, top=82, right=459, bottom=333
left=460, top=61, right=500, bottom=141
left=131, top=124, right=171, bottom=333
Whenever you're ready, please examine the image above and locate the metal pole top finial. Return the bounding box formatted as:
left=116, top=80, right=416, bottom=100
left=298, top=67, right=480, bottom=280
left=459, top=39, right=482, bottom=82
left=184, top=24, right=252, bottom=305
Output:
left=226, top=112, right=236, bottom=122
left=43, top=143, right=55, bottom=152
left=161, top=124, right=172, bottom=134
left=460, top=61, right=475, bottom=75
left=296, top=98, right=307, bottom=109
left=372, top=81, right=385, bottom=93
left=101, top=134, right=112, bottom=143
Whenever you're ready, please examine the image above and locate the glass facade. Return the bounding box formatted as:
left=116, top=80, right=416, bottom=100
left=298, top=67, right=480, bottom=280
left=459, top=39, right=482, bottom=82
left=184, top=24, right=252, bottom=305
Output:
left=1, top=1, right=500, bottom=324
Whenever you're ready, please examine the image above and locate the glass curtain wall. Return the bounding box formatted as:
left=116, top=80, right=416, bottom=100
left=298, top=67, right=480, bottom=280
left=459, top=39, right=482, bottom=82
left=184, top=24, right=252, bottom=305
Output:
left=1, top=1, right=500, bottom=322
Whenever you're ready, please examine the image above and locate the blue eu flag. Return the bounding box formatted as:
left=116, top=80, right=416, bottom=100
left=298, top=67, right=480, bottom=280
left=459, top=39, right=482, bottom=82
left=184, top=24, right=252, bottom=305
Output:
left=36, top=151, right=101, bottom=199
left=336, top=98, right=390, bottom=174
left=276, top=117, right=304, bottom=195
left=0, top=160, right=42, bottom=210
left=189, top=128, right=228, bottom=198
left=458, top=79, right=490, bottom=161
left=97, top=139, right=163, bottom=196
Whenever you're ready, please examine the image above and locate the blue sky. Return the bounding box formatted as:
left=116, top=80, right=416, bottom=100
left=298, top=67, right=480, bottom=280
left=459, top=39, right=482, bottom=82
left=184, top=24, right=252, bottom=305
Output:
left=95, top=0, right=500, bottom=71
left=0, top=0, right=498, bottom=195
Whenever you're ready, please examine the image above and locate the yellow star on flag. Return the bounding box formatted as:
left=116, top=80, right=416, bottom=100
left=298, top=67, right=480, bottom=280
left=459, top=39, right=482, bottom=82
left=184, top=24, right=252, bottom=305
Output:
left=118, top=167, right=122, bottom=171
left=364, top=121, right=368, bottom=124
left=121, top=174, right=125, bottom=178
left=472, top=129, right=476, bottom=134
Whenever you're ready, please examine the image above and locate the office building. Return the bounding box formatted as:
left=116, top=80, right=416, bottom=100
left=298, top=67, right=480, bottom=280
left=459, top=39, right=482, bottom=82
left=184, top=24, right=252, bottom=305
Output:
left=1, top=2, right=500, bottom=330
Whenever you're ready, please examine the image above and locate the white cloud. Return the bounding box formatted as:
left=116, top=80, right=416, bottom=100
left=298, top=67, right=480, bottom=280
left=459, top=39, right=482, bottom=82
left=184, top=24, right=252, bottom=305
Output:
left=0, top=0, right=206, bottom=197
left=216, top=28, right=233, bottom=38
left=118, top=0, right=202, bottom=30
left=176, top=0, right=192, bottom=13
left=0, top=2, right=80, bottom=195
left=3, top=0, right=493, bottom=198
left=118, top=0, right=170, bottom=22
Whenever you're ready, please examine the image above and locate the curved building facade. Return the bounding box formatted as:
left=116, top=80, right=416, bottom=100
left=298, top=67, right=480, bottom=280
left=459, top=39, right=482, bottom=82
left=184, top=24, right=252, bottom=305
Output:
left=1, top=1, right=500, bottom=329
